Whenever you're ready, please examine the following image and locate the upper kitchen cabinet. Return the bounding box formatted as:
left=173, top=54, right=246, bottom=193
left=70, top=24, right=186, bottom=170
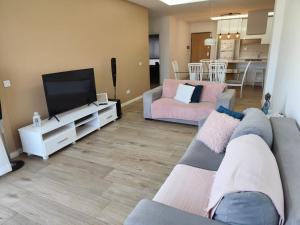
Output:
left=217, top=19, right=242, bottom=34
left=217, top=17, right=273, bottom=43
left=229, top=19, right=242, bottom=34
left=240, top=17, right=273, bottom=42
left=218, top=20, right=229, bottom=34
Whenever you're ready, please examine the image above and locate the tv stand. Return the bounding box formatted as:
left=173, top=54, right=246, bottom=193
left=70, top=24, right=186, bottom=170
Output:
left=18, top=101, right=117, bottom=160
left=49, top=115, right=60, bottom=122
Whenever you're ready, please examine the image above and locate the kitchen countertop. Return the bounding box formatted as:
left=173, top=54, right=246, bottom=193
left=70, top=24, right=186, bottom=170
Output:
left=227, top=59, right=268, bottom=64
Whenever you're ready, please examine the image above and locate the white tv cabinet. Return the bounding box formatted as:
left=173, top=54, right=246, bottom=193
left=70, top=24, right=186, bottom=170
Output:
left=18, top=101, right=117, bottom=160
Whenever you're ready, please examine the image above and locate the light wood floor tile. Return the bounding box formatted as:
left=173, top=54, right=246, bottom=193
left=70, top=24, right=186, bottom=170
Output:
left=10, top=194, right=105, bottom=225
left=2, top=213, right=41, bottom=225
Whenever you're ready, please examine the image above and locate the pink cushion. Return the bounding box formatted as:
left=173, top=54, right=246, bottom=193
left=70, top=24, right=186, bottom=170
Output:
left=197, top=111, right=240, bottom=153
left=154, top=164, right=215, bottom=217
left=151, top=98, right=215, bottom=121
left=162, top=79, right=227, bottom=103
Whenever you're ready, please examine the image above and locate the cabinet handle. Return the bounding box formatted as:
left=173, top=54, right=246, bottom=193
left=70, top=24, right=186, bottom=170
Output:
left=58, top=137, right=68, bottom=144
left=106, top=115, right=113, bottom=119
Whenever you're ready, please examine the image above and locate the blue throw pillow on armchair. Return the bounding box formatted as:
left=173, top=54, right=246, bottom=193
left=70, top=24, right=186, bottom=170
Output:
left=184, top=83, right=203, bottom=103
left=217, top=106, right=244, bottom=120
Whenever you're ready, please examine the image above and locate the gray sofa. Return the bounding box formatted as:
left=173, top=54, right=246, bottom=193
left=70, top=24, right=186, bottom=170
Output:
left=124, top=110, right=300, bottom=225
left=143, top=86, right=236, bottom=125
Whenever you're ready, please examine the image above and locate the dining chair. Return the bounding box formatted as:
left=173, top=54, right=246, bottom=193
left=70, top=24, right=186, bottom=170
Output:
left=209, top=62, right=227, bottom=83
left=214, top=59, right=228, bottom=67
left=188, top=63, right=203, bottom=81
left=226, top=61, right=251, bottom=98
left=200, top=59, right=211, bottom=80
left=171, top=60, right=188, bottom=80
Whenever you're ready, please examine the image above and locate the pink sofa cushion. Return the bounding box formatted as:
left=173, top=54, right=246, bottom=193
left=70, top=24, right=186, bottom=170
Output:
left=153, top=164, right=215, bottom=217
left=162, top=79, right=227, bottom=103
left=151, top=98, right=215, bottom=121
left=197, top=111, right=240, bottom=153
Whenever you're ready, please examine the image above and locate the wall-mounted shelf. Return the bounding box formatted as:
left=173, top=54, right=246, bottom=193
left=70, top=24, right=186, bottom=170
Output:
left=18, top=101, right=117, bottom=160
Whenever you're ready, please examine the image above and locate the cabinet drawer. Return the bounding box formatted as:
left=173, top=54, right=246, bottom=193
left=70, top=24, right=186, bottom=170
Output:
left=44, top=128, right=76, bottom=156
left=99, top=106, right=117, bottom=127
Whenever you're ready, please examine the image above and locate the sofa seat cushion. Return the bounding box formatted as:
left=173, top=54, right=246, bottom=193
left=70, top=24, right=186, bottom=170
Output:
left=179, top=138, right=225, bottom=171
left=151, top=98, right=215, bottom=121
left=124, top=199, right=228, bottom=225
left=162, top=79, right=226, bottom=103
left=153, top=164, right=215, bottom=217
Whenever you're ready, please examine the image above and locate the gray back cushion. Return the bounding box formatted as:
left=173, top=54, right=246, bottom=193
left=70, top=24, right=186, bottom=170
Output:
left=214, top=192, right=279, bottom=225
left=271, top=118, right=300, bottom=225
left=178, top=138, right=224, bottom=171
left=230, top=108, right=273, bottom=147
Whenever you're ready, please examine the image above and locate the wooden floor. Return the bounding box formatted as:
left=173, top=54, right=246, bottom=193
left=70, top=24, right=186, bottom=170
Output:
left=0, top=86, right=262, bottom=225
left=234, top=85, right=263, bottom=111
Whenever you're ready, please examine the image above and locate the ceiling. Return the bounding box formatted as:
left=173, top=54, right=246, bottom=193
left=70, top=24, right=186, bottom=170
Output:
left=128, top=0, right=275, bottom=23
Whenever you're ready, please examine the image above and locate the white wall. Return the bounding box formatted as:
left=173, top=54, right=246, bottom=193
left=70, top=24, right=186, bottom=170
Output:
left=264, top=0, right=300, bottom=124
left=264, top=0, right=286, bottom=95
left=149, top=16, right=190, bottom=83
left=189, top=21, right=218, bottom=59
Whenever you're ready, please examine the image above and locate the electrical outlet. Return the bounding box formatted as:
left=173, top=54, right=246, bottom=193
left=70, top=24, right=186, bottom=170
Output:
left=3, top=80, right=11, bottom=88
left=126, top=89, right=131, bottom=95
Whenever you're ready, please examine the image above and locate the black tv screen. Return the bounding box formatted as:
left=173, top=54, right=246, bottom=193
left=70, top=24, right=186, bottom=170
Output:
left=42, top=68, right=97, bottom=118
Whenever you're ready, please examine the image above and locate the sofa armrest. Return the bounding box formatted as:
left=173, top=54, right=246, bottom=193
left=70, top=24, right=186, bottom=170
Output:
left=198, top=118, right=206, bottom=129
left=124, top=199, right=227, bottom=225
left=143, top=86, right=163, bottom=119
left=216, top=89, right=236, bottom=110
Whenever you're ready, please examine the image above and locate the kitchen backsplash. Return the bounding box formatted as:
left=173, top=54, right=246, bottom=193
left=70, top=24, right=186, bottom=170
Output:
left=239, top=39, right=269, bottom=59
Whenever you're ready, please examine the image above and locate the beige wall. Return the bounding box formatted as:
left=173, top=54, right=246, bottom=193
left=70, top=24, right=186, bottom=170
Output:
left=0, top=0, right=149, bottom=153
left=171, top=18, right=190, bottom=73
left=189, top=21, right=218, bottom=60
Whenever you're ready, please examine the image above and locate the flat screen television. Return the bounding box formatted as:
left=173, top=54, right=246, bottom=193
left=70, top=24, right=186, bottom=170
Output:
left=42, top=68, right=97, bottom=119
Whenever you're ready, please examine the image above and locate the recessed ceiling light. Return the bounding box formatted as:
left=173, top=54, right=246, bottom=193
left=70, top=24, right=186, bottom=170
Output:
left=211, top=12, right=274, bottom=20
left=160, top=0, right=208, bottom=6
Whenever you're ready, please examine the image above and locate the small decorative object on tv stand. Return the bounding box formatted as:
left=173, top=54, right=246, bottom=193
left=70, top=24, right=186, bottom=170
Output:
left=18, top=101, right=117, bottom=160
left=97, top=93, right=109, bottom=105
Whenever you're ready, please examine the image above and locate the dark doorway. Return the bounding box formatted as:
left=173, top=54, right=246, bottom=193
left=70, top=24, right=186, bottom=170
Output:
left=149, top=34, right=160, bottom=88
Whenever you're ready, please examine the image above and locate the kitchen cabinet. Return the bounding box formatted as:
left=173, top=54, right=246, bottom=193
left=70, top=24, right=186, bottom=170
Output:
left=229, top=19, right=242, bottom=34
left=217, top=17, right=273, bottom=43
left=217, top=19, right=242, bottom=34
left=240, top=19, right=264, bottom=39
left=219, top=20, right=230, bottom=34
left=240, top=17, right=273, bottom=42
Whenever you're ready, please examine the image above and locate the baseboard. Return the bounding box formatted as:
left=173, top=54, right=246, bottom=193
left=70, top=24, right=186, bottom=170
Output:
left=121, top=95, right=142, bottom=108
left=10, top=148, right=22, bottom=159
